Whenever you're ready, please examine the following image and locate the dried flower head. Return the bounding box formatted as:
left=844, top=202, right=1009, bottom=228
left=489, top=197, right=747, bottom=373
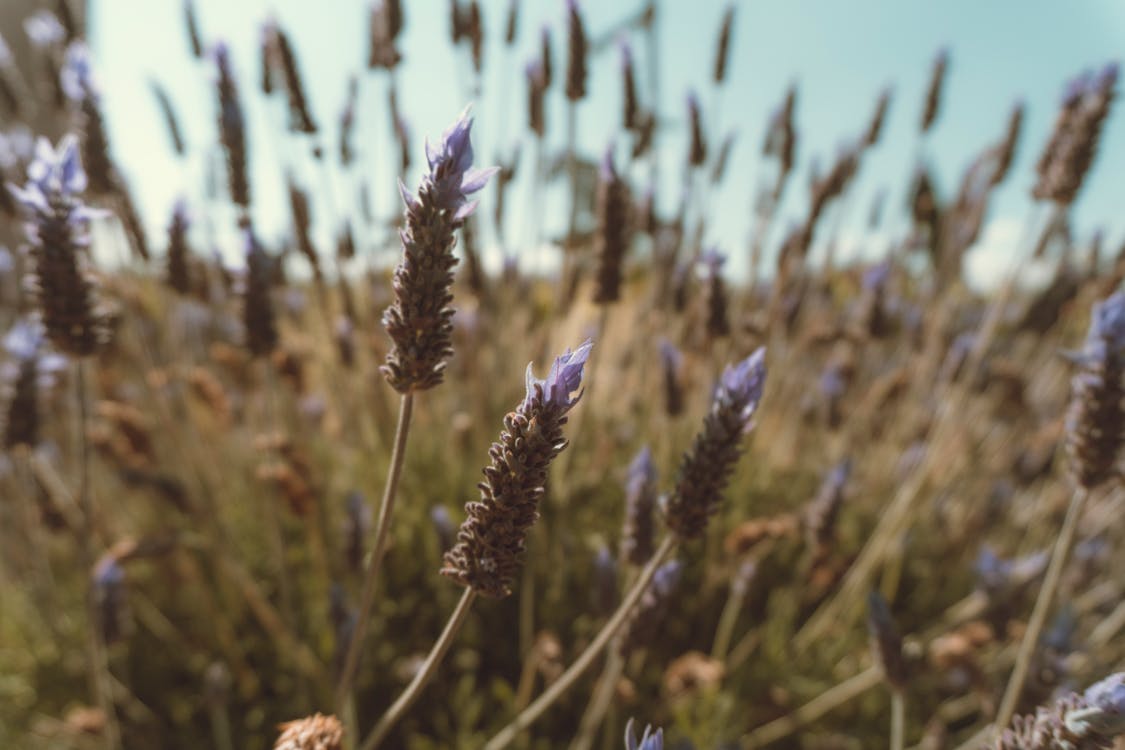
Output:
left=381, top=108, right=496, bottom=393
left=700, top=249, right=730, bottom=338
left=184, top=0, right=203, bottom=58
left=864, top=87, right=892, bottom=147
left=664, top=349, right=767, bottom=539
left=620, top=38, right=639, bottom=131
left=213, top=42, right=250, bottom=210
left=991, top=100, right=1024, bottom=186
left=687, top=91, right=707, bottom=168
left=564, top=0, right=587, bottom=101
left=265, top=21, right=318, bottom=134
left=440, top=341, right=592, bottom=597
left=920, top=47, right=948, bottom=133
left=659, top=339, right=684, bottom=417
left=274, top=713, right=344, bottom=750
left=242, top=229, right=278, bottom=358
left=10, top=135, right=108, bottom=357
left=1065, top=290, right=1125, bottom=489
left=593, top=146, right=632, bottom=305
left=526, top=61, right=547, bottom=137
left=713, top=5, right=735, bottom=84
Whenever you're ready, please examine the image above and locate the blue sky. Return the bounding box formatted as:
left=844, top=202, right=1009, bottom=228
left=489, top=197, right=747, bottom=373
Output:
left=88, top=0, right=1125, bottom=288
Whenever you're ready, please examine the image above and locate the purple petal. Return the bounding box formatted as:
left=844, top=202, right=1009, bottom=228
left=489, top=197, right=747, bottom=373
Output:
left=719, top=347, right=767, bottom=426
left=453, top=199, right=479, bottom=222
left=460, top=166, right=498, bottom=195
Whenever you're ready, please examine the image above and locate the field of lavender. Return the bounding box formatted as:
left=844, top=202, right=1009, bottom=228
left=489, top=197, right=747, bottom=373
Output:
left=1, top=1, right=1124, bottom=749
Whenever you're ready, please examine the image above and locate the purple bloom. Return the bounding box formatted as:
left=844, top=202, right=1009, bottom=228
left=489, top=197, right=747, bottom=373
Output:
left=1081, top=290, right=1125, bottom=360
left=624, top=719, right=663, bottom=750
left=61, top=42, right=95, bottom=101
left=524, top=338, right=592, bottom=412
left=23, top=11, right=65, bottom=48
left=718, top=347, right=767, bottom=429
left=405, top=106, right=498, bottom=221
left=626, top=446, right=656, bottom=497
left=1077, top=672, right=1125, bottom=735
left=10, top=135, right=89, bottom=217
left=863, top=260, right=891, bottom=292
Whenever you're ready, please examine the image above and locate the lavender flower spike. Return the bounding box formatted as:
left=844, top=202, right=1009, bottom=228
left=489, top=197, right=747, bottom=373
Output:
left=382, top=107, right=497, bottom=393
left=1065, top=290, right=1125, bottom=489
left=441, top=340, right=593, bottom=598
left=665, top=348, right=767, bottom=539
left=10, top=136, right=107, bottom=357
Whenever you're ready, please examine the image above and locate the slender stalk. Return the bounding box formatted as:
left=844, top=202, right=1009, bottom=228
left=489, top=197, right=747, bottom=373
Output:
left=569, top=640, right=626, bottom=750
left=739, top=666, right=881, bottom=748
left=358, top=587, right=478, bottom=750
left=336, top=393, right=415, bottom=710
left=570, top=562, right=638, bottom=750
left=711, top=566, right=753, bottom=662
left=483, top=536, right=677, bottom=750
left=993, top=485, right=1089, bottom=731
left=75, top=360, right=122, bottom=750
left=890, top=689, right=905, bottom=750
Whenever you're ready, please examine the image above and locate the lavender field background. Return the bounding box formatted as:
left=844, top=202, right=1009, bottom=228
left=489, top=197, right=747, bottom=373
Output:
left=0, top=1, right=1124, bottom=749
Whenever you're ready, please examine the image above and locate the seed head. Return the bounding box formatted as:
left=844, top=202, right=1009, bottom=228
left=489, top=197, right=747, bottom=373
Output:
left=593, top=146, right=632, bottom=305
left=920, top=47, right=949, bottom=133
left=274, top=713, right=344, bottom=750
left=687, top=91, right=707, bottom=167
left=213, top=42, right=250, bottom=210
left=564, top=0, right=587, bottom=101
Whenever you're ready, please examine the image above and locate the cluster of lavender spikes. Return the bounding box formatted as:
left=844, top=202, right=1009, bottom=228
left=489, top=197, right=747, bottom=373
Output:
left=440, top=340, right=592, bottom=597
left=381, top=108, right=496, bottom=394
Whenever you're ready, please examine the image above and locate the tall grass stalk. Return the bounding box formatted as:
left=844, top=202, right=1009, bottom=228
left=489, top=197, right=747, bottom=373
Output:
left=993, top=486, right=1089, bottom=731
left=358, top=586, right=478, bottom=750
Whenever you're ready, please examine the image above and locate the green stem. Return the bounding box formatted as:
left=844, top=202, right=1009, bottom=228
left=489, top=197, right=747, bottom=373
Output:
left=891, top=689, right=904, bottom=750
left=359, top=587, right=478, bottom=750
left=336, top=393, right=415, bottom=713
left=76, top=360, right=122, bottom=750
left=993, top=485, right=1089, bottom=731
left=483, top=536, right=677, bottom=750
